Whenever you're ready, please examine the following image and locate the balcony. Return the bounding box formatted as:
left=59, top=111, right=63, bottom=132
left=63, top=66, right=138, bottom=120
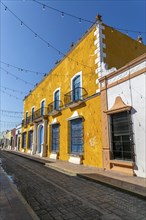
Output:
left=48, top=100, right=62, bottom=116
left=33, top=107, right=48, bottom=121
left=64, top=87, right=87, bottom=108
left=22, top=107, right=48, bottom=126
left=22, top=117, right=30, bottom=128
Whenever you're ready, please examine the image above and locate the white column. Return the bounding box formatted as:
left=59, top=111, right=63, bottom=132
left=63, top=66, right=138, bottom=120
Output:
left=41, top=119, right=48, bottom=157
left=31, top=123, right=37, bottom=155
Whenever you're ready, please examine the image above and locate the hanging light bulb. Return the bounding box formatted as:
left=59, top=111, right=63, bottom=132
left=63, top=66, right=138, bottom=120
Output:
left=61, top=12, right=64, bottom=18
left=42, top=4, right=45, bottom=10
left=79, top=18, right=81, bottom=23
left=5, top=6, right=7, bottom=12
left=35, top=33, right=37, bottom=38
left=20, top=21, right=23, bottom=26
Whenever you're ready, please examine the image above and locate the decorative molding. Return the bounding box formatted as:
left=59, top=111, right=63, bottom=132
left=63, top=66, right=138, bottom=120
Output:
left=107, top=61, right=146, bottom=85
left=105, top=96, right=131, bottom=114
left=94, top=22, right=106, bottom=93
left=50, top=118, right=60, bottom=125
left=67, top=111, right=83, bottom=121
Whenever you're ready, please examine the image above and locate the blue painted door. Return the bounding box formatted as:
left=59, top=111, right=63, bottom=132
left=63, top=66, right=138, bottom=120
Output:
left=73, top=75, right=81, bottom=101
left=70, top=118, right=83, bottom=154
left=38, top=126, right=43, bottom=153
left=52, top=124, right=59, bottom=152
left=54, top=90, right=60, bottom=110
left=28, top=130, right=33, bottom=149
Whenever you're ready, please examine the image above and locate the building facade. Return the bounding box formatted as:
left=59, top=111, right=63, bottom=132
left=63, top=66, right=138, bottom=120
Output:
left=99, top=53, right=146, bottom=177
left=21, top=16, right=146, bottom=171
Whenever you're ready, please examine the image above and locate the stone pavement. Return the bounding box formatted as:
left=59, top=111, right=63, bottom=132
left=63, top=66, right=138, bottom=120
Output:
left=4, top=150, right=146, bottom=198
left=0, top=163, right=39, bottom=220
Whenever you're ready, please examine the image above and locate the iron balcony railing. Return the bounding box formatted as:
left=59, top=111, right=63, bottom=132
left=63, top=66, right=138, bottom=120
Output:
left=22, top=107, right=48, bottom=126
left=64, top=87, right=88, bottom=106
left=22, top=116, right=30, bottom=127
left=48, top=100, right=63, bottom=115
left=33, top=107, right=48, bottom=120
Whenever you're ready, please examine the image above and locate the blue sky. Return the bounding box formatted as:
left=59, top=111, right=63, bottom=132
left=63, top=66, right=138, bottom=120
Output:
left=0, top=0, right=146, bottom=132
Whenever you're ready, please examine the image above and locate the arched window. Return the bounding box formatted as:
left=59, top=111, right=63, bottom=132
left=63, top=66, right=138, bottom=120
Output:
left=72, top=75, right=81, bottom=101
left=54, top=90, right=60, bottom=110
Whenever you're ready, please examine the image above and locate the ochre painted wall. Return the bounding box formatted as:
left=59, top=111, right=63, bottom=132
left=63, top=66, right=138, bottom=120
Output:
left=23, top=27, right=97, bottom=114
left=103, top=24, right=146, bottom=69
left=47, top=95, right=102, bottom=168
left=22, top=26, right=103, bottom=167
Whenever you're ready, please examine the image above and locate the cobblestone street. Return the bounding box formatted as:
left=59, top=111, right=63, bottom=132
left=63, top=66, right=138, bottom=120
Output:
left=0, top=151, right=146, bottom=220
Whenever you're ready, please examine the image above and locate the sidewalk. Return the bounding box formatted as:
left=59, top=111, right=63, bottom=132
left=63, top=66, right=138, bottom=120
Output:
left=0, top=163, right=39, bottom=220
left=4, top=150, right=146, bottom=198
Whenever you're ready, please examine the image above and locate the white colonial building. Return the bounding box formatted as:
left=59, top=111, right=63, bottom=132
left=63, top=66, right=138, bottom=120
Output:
left=99, top=53, right=146, bottom=178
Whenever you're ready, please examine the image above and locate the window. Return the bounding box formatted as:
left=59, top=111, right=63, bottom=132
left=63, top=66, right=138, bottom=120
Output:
left=28, top=130, right=33, bottom=149
left=26, top=112, right=28, bottom=124
left=72, top=75, right=81, bottom=101
left=54, top=90, right=60, bottom=110
left=22, top=132, right=26, bottom=149
left=110, top=111, right=133, bottom=161
left=41, top=100, right=45, bottom=116
left=70, top=118, right=83, bottom=154
left=51, top=124, right=59, bottom=152
left=32, top=107, right=35, bottom=121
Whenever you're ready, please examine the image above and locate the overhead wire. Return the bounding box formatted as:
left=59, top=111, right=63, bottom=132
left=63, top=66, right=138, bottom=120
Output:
left=1, top=1, right=93, bottom=70
left=33, top=0, right=146, bottom=35
left=0, top=60, right=45, bottom=75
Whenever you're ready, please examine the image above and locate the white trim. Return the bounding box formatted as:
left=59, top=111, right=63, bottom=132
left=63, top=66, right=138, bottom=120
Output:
left=37, top=123, right=44, bottom=154
left=96, top=89, right=100, bottom=93
left=67, top=111, right=83, bottom=121
left=50, top=118, right=60, bottom=125
left=31, top=105, right=35, bottom=111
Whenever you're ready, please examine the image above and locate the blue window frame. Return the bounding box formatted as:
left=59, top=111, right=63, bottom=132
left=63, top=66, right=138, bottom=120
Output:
left=52, top=124, right=59, bottom=152
left=70, top=118, right=83, bottom=154
left=28, top=130, right=33, bottom=149
left=32, top=107, right=34, bottom=121
left=22, top=132, right=26, bottom=148
left=54, top=90, right=60, bottom=110
left=72, top=75, right=81, bottom=101
left=41, top=100, right=45, bottom=116
left=26, top=112, right=28, bottom=124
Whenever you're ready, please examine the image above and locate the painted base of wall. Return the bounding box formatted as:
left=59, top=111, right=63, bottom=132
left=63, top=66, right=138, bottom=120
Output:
left=69, top=155, right=82, bottom=164
left=134, top=167, right=146, bottom=178
left=27, top=149, right=31, bottom=154
left=50, top=152, right=58, bottom=160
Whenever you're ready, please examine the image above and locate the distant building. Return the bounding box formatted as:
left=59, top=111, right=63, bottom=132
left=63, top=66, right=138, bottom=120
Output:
left=10, top=128, right=16, bottom=150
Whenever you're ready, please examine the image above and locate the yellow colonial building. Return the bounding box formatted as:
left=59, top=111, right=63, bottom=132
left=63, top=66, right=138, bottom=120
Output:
left=21, top=16, right=146, bottom=168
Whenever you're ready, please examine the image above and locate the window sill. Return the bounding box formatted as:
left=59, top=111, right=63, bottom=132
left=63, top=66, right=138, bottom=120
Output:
left=110, top=160, right=134, bottom=168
